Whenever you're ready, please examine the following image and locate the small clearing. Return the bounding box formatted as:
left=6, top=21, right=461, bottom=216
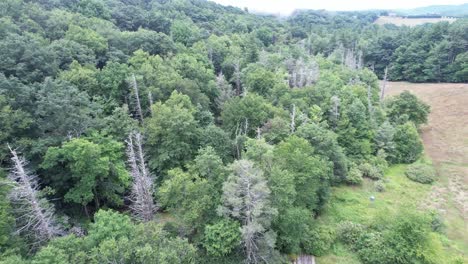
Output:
left=375, top=16, right=457, bottom=26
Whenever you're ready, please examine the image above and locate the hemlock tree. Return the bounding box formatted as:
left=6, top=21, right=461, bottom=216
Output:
left=374, top=121, right=396, bottom=161
left=7, top=146, right=62, bottom=245
left=393, top=122, right=424, bottom=164
left=218, top=160, right=278, bottom=264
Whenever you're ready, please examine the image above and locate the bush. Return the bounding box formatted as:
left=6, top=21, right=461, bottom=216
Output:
left=203, top=219, right=241, bottom=257
left=374, top=180, right=385, bottom=192
left=345, top=166, right=363, bottom=185
left=337, top=221, right=365, bottom=245
left=359, top=163, right=383, bottom=180
left=429, top=211, right=445, bottom=234
left=405, top=163, right=436, bottom=184
left=302, top=225, right=336, bottom=256
left=355, top=232, right=388, bottom=264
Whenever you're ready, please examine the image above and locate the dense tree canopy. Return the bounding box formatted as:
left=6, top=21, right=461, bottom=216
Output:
left=0, top=0, right=462, bottom=263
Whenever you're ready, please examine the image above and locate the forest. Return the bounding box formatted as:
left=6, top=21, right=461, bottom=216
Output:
left=0, top=0, right=467, bottom=263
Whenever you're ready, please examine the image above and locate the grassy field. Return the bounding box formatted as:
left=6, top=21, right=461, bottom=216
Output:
left=317, top=82, right=468, bottom=263
left=316, top=163, right=435, bottom=263
left=386, top=82, right=468, bottom=255
left=375, top=16, right=457, bottom=27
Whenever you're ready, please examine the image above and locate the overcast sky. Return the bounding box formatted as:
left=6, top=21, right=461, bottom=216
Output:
left=211, top=0, right=467, bottom=15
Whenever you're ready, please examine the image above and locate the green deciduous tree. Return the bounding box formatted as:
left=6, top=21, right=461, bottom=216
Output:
left=64, top=25, right=108, bottom=55
left=41, top=135, right=130, bottom=212
left=145, top=91, right=200, bottom=173
left=386, top=91, right=430, bottom=127
left=221, top=94, right=275, bottom=137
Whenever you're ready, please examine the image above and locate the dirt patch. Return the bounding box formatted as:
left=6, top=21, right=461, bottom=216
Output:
left=385, top=81, right=468, bottom=252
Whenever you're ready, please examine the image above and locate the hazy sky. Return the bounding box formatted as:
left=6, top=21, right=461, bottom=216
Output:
left=212, top=0, right=467, bottom=15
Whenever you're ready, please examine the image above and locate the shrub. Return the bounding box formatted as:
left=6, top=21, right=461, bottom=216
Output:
left=359, top=163, right=383, bottom=180
left=302, top=225, right=336, bottom=256
left=346, top=166, right=363, bottom=185
left=429, top=211, right=445, bottom=234
left=337, top=221, right=365, bottom=245
left=374, top=180, right=385, bottom=192
left=355, top=231, right=388, bottom=264
left=405, top=163, right=436, bottom=184
left=203, top=219, right=241, bottom=257
left=372, top=150, right=389, bottom=173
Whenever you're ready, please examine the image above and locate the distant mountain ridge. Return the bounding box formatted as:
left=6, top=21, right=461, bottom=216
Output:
left=395, top=3, right=468, bottom=17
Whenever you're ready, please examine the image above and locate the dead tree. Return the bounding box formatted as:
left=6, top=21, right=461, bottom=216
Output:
left=330, top=96, right=340, bottom=130
left=215, top=72, right=234, bottom=107
left=130, top=74, right=144, bottom=123
left=286, top=58, right=319, bottom=88
left=233, top=60, right=242, bottom=96
left=126, top=132, right=156, bottom=222
left=380, top=66, right=388, bottom=101
left=367, top=85, right=376, bottom=127
left=290, top=104, right=296, bottom=134
left=7, top=145, right=62, bottom=245
left=148, top=92, right=154, bottom=116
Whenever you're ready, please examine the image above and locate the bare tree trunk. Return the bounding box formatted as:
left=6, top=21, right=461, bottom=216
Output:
left=148, top=92, right=154, bottom=116
left=131, top=74, right=144, bottom=123
left=330, top=96, right=340, bottom=130
left=126, top=132, right=156, bottom=222
left=234, top=61, right=241, bottom=96
left=235, top=122, right=241, bottom=159
left=367, top=85, right=375, bottom=127
left=7, top=145, right=62, bottom=245
left=290, top=104, right=296, bottom=134
left=380, top=66, right=388, bottom=101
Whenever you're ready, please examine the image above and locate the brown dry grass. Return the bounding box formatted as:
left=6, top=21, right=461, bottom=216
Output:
left=375, top=16, right=457, bottom=27
left=385, top=81, right=468, bottom=254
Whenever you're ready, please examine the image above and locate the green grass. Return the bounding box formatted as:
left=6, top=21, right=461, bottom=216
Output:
left=316, top=160, right=468, bottom=263
left=316, top=243, right=361, bottom=264
left=319, top=164, right=431, bottom=227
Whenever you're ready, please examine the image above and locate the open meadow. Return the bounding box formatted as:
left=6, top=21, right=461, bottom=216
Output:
left=317, top=82, right=468, bottom=263
left=386, top=82, right=468, bottom=254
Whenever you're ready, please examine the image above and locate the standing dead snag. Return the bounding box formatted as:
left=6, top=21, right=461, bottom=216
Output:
left=7, top=145, right=62, bottom=244
left=380, top=66, right=388, bottom=101
left=148, top=91, right=154, bottom=116
left=130, top=74, right=144, bottom=123
left=330, top=95, right=340, bottom=130
left=126, top=132, right=156, bottom=222
left=290, top=104, right=296, bottom=134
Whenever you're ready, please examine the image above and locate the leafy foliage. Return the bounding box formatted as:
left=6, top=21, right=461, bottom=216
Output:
left=405, top=163, right=437, bottom=184
left=0, top=0, right=452, bottom=262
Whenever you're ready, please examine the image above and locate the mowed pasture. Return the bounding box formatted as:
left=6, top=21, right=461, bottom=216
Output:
left=375, top=16, right=457, bottom=26
left=386, top=81, right=468, bottom=254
